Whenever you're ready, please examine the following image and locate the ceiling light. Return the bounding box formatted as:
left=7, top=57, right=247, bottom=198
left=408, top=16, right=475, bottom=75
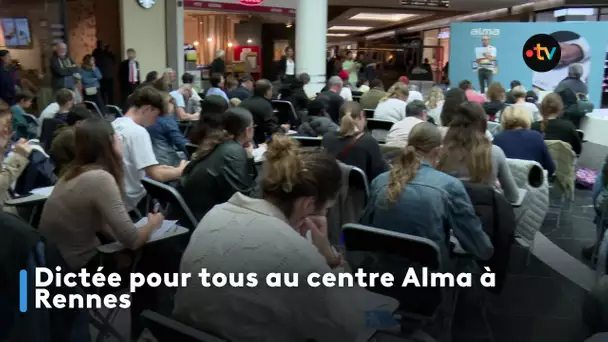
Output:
left=207, top=37, right=212, bottom=42
left=193, top=41, right=199, bottom=46
left=328, top=26, right=372, bottom=32
left=227, top=42, right=233, bottom=47
left=286, top=22, right=293, bottom=28
left=349, top=13, right=416, bottom=21
left=247, top=38, right=253, bottom=44
left=327, top=33, right=349, bottom=37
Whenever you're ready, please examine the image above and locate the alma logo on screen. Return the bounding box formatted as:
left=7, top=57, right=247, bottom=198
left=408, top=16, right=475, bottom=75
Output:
left=470, top=28, right=500, bottom=37
left=523, top=34, right=561, bottom=72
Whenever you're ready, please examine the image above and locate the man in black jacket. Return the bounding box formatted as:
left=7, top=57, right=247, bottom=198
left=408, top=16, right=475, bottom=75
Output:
left=239, top=79, right=288, bottom=144
left=119, top=48, right=140, bottom=106
left=319, top=76, right=344, bottom=123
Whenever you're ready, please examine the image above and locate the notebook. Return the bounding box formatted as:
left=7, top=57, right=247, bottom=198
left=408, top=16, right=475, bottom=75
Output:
left=135, top=218, right=178, bottom=242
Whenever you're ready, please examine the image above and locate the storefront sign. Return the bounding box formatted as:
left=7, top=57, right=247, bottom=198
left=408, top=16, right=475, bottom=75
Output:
left=239, top=0, right=264, bottom=5
left=184, top=1, right=294, bottom=15
left=400, top=0, right=449, bottom=7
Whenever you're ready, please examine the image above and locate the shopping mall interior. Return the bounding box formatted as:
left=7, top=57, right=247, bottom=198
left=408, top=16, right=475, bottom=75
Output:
left=1, top=0, right=608, bottom=341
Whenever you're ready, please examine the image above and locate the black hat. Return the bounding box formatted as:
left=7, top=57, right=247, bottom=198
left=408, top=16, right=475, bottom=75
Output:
left=240, top=74, right=253, bottom=83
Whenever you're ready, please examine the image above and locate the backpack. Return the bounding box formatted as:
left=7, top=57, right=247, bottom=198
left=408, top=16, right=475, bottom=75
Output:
left=576, top=168, right=598, bottom=189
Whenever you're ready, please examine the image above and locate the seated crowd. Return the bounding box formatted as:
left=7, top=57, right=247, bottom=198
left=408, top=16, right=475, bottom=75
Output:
left=0, top=65, right=595, bottom=341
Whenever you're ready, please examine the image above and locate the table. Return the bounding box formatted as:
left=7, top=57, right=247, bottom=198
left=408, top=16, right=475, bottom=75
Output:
left=511, top=188, right=528, bottom=208
left=97, top=225, right=189, bottom=254
left=5, top=186, right=54, bottom=226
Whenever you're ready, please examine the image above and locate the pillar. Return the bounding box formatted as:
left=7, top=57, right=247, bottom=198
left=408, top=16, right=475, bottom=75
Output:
left=166, top=0, right=184, bottom=88
left=296, top=0, right=327, bottom=96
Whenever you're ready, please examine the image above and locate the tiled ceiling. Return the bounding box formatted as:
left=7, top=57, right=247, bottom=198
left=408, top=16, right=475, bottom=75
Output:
left=325, top=0, right=536, bottom=42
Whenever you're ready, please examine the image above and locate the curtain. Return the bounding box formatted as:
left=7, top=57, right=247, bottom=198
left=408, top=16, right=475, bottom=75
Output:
left=195, top=15, right=235, bottom=65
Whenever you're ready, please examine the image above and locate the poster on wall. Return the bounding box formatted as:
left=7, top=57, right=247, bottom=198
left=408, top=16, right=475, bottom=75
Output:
left=1, top=19, right=18, bottom=47
left=449, top=22, right=608, bottom=108
left=14, top=19, right=31, bottom=46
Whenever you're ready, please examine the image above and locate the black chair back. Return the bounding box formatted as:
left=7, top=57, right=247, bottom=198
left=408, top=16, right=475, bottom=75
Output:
left=39, top=118, right=65, bottom=150
left=349, top=166, right=369, bottom=204
left=185, top=143, right=198, bottom=159
left=141, top=178, right=198, bottom=230
left=105, top=105, right=123, bottom=118
left=140, top=311, right=227, bottom=342
left=84, top=101, right=103, bottom=118
left=366, top=119, right=393, bottom=143
left=342, top=224, right=442, bottom=269
left=291, top=136, right=322, bottom=147
left=271, top=100, right=301, bottom=127
left=363, top=109, right=375, bottom=119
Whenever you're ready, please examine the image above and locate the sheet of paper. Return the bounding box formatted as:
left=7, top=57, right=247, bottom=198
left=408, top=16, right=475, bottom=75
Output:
left=31, top=186, right=54, bottom=197
left=252, top=146, right=266, bottom=163
left=135, top=218, right=178, bottom=241
left=287, top=130, right=298, bottom=136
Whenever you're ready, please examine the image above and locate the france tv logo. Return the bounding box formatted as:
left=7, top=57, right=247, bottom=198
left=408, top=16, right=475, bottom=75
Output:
left=523, top=34, right=561, bottom=72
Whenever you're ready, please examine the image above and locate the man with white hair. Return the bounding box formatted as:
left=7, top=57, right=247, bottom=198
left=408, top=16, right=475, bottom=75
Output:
left=318, top=76, right=345, bottom=123
left=210, top=49, right=226, bottom=75
left=50, top=42, right=79, bottom=92
left=119, top=48, right=140, bottom=105
left=556, top=63, right=588, bottom=95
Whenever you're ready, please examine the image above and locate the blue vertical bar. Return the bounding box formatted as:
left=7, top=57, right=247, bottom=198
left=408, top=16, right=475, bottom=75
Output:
left=19, top=270, right=27, bottom=312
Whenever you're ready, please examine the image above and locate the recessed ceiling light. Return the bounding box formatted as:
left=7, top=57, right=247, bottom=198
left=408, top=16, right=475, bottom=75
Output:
left=328, top=26, right=372, bottom=32
left=327, top=33, right=349, bottom=37
left=349, top=13, right=417, bottom=21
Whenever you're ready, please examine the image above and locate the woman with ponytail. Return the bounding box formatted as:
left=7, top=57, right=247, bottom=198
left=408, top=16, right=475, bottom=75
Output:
left=178, top=107, right=257, bottom=220
left=437, top=101, right=519, bottom=203
left=362, top=122, right=493, bottom=262
left=531, top=92, right=581, bottom=155
left=373, top=82, right=409, bottom=122
left=322, top=101, right=388, bottom=181
left=176, top=134, right=396, bottom=341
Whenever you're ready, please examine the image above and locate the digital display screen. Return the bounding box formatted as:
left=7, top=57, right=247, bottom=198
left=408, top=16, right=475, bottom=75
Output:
left=0, top=18, right=32, bottom=48
left=399, top=0, right=449, bottom=7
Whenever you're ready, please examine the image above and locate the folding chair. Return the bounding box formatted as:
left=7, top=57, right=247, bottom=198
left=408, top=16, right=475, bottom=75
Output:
left=363, top=109, right=375, bottom=119
left=577, top=129, right=586, bottom=143
left=366, top=118, right=393, bottom=143
left=271, top=100, right=301, bottom=127
left=352, top=95, right=361, bottom=103
left=291, top=136, right=323, bottom=148
left=341, top=224, right=454, bottom=340
left=349, top=166, right=369, bottom=202
left=178, top=120, right=197, bottom=137
left=106, top=105, right=124, bottom=118
left=39, top=118, right=65, bottom=150
left=140, top=311, right=227, bottom=342
left=141, top=178, right=198, bottom=230
left=185, top=143, right=198, bottom=159
left=487, top=121, right=501, bottom=136
left=84, top=101, right=104, bottom=118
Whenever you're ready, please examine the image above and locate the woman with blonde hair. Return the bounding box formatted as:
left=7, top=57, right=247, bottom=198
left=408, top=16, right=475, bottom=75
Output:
left=493, top=105, right=555, bottom=175
left=373, top=82, right=409, bottom=123
left=322, top=101, right=387, bottom=181
left=363, top=121, right=493, bottom=262
left=531, top=92, right=581, bottom=155
left=437, top=101, right=519, bottom=203
left=425, top=87, right=444, bottom=124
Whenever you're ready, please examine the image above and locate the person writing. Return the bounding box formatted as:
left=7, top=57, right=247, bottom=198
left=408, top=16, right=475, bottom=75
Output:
left=174, top=135, right=397, bottom=341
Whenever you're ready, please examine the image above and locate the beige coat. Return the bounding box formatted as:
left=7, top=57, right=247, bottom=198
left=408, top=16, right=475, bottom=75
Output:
left=0, top=152, right=29, bottom=208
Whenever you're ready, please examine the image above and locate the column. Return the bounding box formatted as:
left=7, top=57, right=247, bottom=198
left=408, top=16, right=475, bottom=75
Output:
left=296, top=0, right=327, bottom=96
left=166, top=0, right=184, bottom=88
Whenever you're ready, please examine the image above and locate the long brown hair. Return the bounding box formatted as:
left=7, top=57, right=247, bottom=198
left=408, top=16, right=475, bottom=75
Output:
left=437, top=101, right=493, bottom=183
left=339, top=101, right=363, bottom=136
left=195, top=107, right=252, bottom=160
left=539, top=93, right=563, bottom=134
left=82, top=54, right=94, bottom=70
left=262, top=135, right=342, bottom=217
left=62, top=118, right=125, bottom=195
left=387, top=122, right=442, bottom=204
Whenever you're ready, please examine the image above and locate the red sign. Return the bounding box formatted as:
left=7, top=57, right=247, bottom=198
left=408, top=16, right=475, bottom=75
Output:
left=239, top=0, right=264, bottom=5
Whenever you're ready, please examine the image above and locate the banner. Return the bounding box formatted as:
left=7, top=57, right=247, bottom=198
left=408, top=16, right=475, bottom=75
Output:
left=449, top=22, right=608, bottom=107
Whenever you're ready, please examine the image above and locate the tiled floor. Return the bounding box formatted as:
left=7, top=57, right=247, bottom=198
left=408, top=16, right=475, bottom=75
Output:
left=452, top=188, right=597, bottom=342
